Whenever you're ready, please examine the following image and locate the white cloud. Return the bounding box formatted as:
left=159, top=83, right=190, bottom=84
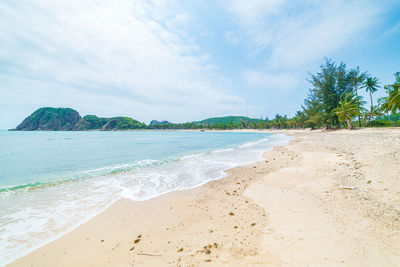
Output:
left=383, top=21, right=400, bottom=37
left=226, top=0, right=286, bottom=27
left=0, top=0, right=242, bottom=127
left=244, top=70, right=300, bottom=93
left=223, top=0, right=387, bottom=97
left=225, top=0, right=384, bottom=70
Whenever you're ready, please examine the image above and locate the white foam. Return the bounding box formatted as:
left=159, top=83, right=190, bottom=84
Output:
left=0, top=133, right=291, bottom=265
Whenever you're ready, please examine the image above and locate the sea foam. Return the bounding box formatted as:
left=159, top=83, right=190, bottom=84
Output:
left=0, top=132, right=290, bottom=265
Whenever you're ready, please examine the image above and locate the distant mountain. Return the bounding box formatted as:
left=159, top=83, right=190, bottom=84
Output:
left=196, top=116, right=262, bottom=126
left=14, top=108, right=146, bottom=131
left=74, top=115, right=109, bottom=130
left=75, top=115, right=146, bottom=130
left=149, top=120, right=171, bottom=125
left=13, top=108, right=264, bottom=131
left=14, top=107, right=81, bottom=131
left=101, top=117, right=146, bottom=130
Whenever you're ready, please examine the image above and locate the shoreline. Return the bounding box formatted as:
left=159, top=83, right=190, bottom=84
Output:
left=9, top=128, right=400, bottom=266
left=6, top=128, right=281, bottom=132
left=0, top=131, right=278, bottom=193
left=2, top=130, right=287, bottom=265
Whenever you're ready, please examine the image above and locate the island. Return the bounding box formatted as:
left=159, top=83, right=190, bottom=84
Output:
left=12, top=107, right=266, bottom=131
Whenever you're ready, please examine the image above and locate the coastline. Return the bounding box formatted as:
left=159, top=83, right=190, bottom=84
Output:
left=9, top=128, right=400, bottom=266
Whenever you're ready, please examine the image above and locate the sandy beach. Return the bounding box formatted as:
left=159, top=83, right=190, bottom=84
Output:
left=9, top=128, right=400, bottom=266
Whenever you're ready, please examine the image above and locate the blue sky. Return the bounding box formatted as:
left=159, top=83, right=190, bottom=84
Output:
left=1, top=0, right=399, bottom=128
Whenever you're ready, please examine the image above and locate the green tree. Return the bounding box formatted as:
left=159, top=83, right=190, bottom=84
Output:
left=349, top=67, right=367, bottom=127
left=292, top=111, right=307, bottom=128
left=363, top=106, right=383, bottom=124
left=332, top=92, right=363, bottom=129
left=387, top=89, right=400, bottom=113
left=362, top=76, right=380, bottom=121
left=307, top=58, right=353, bottom=128
left=381, top=72, right=400, bottom=114
left=302, top=94, right=326, bottom=129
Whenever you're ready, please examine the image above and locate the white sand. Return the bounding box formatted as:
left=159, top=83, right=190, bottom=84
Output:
left=10, top=128, right=400, bottom=266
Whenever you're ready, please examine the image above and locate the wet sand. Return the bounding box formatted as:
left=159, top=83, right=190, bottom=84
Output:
left=9, top=128, right=400, bottom=266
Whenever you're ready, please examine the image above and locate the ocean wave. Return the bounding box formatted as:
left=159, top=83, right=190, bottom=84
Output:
left=0, top=158, right=181, bottom=194
left=0, top=136, right=286, bottom=195
left=0, top=133, right=291, bottom=265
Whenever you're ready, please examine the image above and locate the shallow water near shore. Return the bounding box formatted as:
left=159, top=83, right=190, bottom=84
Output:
left=0, top=130, right=290, bottom=265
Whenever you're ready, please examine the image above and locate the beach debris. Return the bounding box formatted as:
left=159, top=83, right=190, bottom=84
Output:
left=367, top=180, right=372, bottom=184
left=229, top=212, right=234, bottom=216
left=199, top=244, right=215, bottom=255
left=137, top=253, right=162, bottom=256
left=177, top=247, right=184, bottom=252
left=205, top=259, right=212, bottom=262
left=251, top=223, right=256, bottom=227
left=134, top=238, right=141, bottom=244
left=130, top=246, right=135, bottom=251
left=112, top=242, right=121, bottom=250
left=137, top=234, right=142, bottom=238
left=234, top=226, right=238, bottom=229
left=339, top=187, right=357, bottom=190
left=100, top=240, right=104, bottom=243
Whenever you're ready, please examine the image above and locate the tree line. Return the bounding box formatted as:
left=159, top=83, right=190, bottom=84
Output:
left=167, top=58, right=400, bottom=130
left=31, top=59, right=398, bottom=131
left=292, top=58, right=399, bottom=129
left=196, top=58, right=399, bottom=130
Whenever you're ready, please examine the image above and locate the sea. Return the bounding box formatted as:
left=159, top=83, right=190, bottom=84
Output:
left=0, top=130, right=290, bottom=265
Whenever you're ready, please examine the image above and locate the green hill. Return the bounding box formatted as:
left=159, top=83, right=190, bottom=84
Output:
left=14, top=108, right=265, bottom=131
left=74, top=115, right=109, bottom=130
left=14, top=108, right=146, bottom=131
left=14, top=107, right=81, bottom=131
left=196, top=116, right=262, bottom=125
left=75, top=115, right=146, bottom=130
left=191, top=116, right=263, bottom=129
left=102, top=117, right=146, bottom=130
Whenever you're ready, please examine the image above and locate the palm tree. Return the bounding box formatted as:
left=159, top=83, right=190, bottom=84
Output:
left=382, top=72, right=400, bottom=114
left=362, top=77, right=380, bottom=121
left=332, top=92, right=363, bottom=129
left=349, top=67, right=367, bottom=126
left=363, top=105, right=383, bottom=123
left=378, top=88, right=391, bottom=117
left=388, top=90, right=400, bottom=113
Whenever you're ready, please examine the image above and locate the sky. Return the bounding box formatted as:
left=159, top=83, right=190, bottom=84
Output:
left=1, top=0, right=399, bottom=129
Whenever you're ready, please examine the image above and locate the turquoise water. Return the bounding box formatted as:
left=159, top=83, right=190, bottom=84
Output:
left=0, top=131, right=273, bottom=191
left=0, top=130, right=290, bottom=265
